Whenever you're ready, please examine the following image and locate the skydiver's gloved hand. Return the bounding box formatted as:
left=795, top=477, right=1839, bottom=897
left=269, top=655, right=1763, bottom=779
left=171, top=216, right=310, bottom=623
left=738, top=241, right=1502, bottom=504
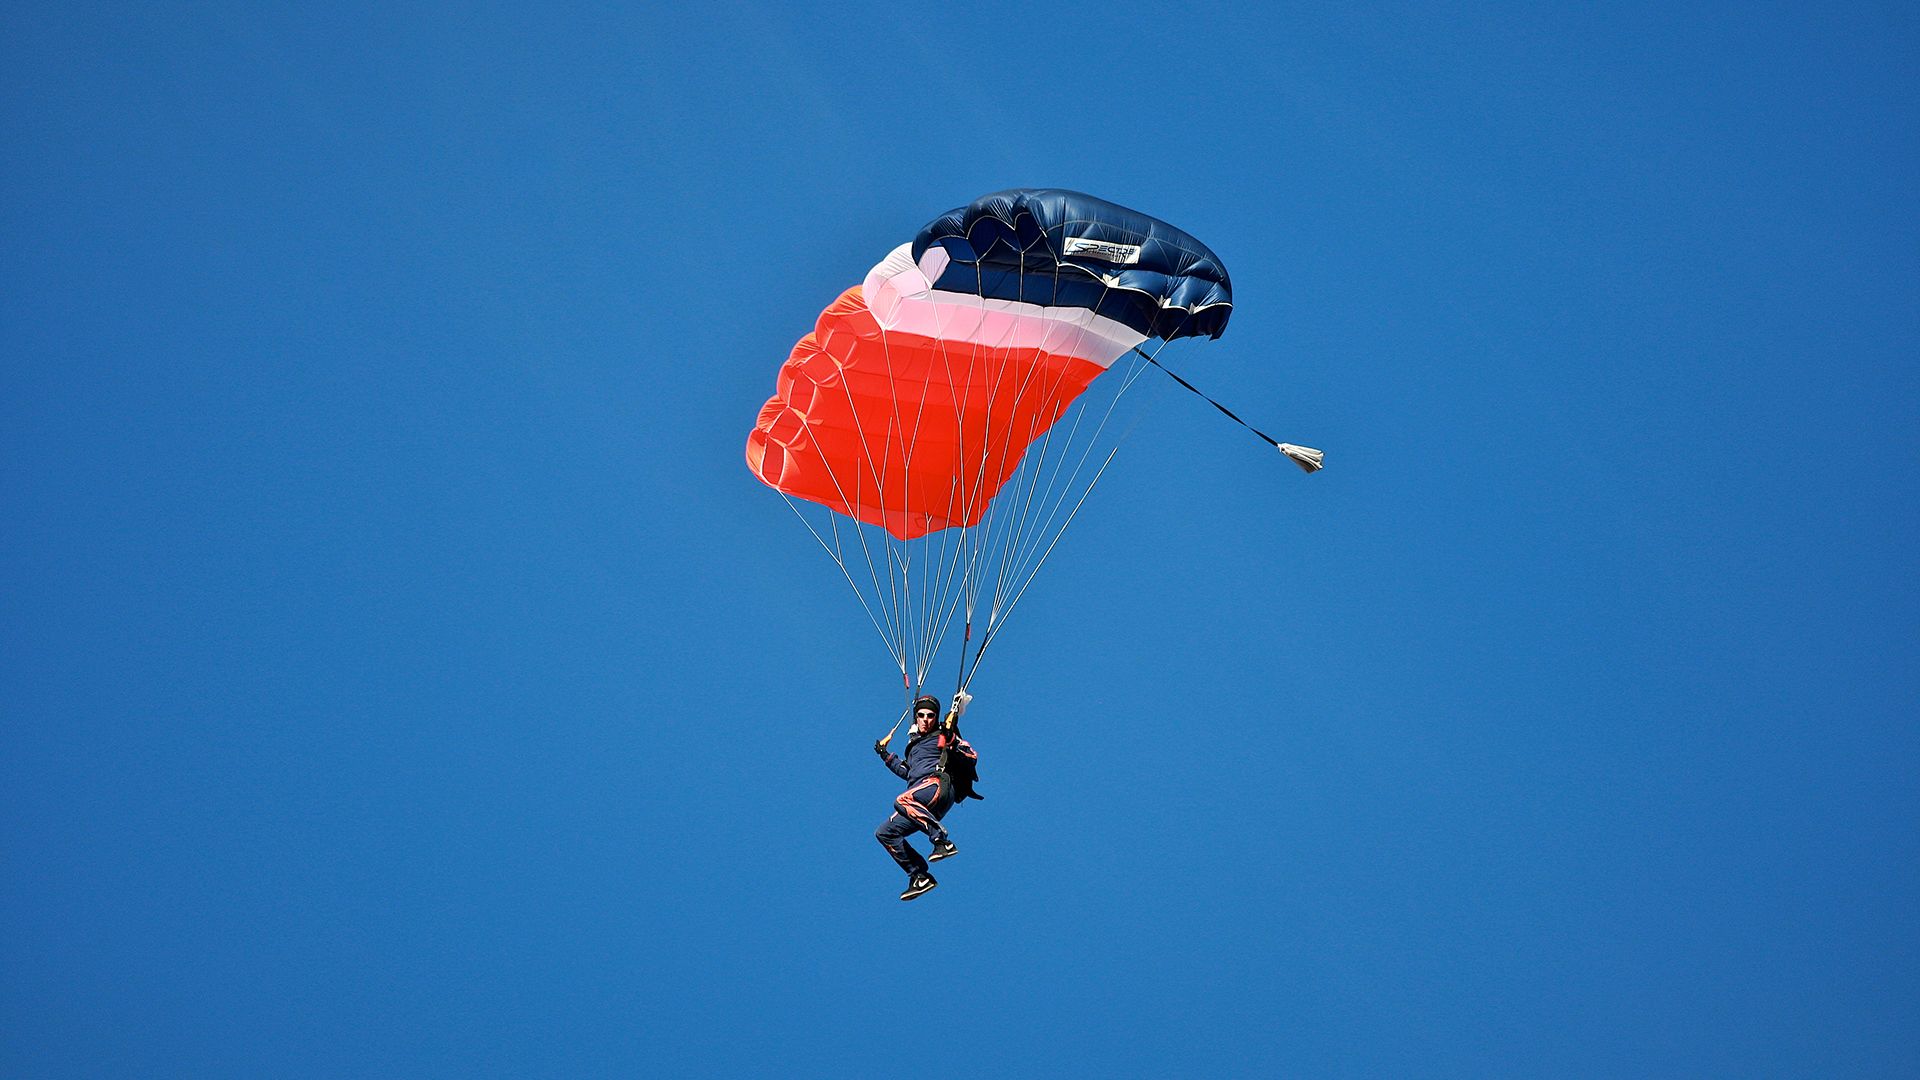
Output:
left=874, top=737, right=891, bottom=756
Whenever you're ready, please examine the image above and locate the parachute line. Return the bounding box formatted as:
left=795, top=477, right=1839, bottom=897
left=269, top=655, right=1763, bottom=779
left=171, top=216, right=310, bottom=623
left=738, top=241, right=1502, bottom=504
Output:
left=1135, top=348, right=1321, bottom=470
left=780, top=493, right=905, bottom=671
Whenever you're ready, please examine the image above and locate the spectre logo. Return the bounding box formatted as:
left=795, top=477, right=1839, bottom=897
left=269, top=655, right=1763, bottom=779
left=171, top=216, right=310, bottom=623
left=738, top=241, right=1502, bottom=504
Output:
left=1062, top=236, right=1143, bottom=265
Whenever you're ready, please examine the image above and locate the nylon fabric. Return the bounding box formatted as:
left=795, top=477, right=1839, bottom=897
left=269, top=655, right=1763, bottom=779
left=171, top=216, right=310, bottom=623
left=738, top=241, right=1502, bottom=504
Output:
left=743, top=189, right=1234, bottom=687
left=746, top=285, right=1107, bottom=539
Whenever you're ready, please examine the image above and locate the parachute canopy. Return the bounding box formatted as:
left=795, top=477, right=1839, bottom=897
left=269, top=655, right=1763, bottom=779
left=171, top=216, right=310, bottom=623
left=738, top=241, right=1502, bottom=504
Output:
left=747, top=189, right=1232, bottom=540
left=744, top=190, right=1233, bottom=689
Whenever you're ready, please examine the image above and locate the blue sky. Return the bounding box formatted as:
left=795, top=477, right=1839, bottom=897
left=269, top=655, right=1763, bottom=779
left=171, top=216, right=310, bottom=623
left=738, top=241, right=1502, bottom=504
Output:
left=4, top=2, right=1915, bottom=1076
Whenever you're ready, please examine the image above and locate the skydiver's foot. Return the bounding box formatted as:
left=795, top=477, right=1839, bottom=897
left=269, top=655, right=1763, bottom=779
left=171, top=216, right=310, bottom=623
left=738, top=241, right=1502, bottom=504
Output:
left=900, top=873, right=937, bottom=901
left=928, top=838, right=958, bottom=862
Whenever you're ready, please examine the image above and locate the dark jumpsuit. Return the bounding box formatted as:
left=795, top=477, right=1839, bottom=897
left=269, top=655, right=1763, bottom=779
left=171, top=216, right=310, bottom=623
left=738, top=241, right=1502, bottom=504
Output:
left=875, top=729, right=954, bottom=877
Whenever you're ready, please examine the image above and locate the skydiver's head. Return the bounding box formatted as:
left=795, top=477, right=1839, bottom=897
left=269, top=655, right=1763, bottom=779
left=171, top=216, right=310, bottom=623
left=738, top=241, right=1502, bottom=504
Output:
left=913, top=695, right=941, bottom=734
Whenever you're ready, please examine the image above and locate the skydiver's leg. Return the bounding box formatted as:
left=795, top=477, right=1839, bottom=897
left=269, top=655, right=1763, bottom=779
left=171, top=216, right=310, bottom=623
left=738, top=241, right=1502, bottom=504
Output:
left=895, top=776, right=953, bottom=847
left=924, top=780, right=957, bottom=860
left=875, top=811, right=929, bottom=877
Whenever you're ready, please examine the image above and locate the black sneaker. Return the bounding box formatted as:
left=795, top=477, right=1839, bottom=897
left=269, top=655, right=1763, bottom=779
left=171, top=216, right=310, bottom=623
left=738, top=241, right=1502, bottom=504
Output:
left=900, top=873, right=938, bottom=901
left=929, top=838, right=958, bottom=862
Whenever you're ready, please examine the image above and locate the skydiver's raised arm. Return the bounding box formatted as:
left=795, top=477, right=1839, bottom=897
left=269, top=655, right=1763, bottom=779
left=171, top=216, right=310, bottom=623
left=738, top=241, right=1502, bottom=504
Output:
left=875, top=728, right=909, bottom=779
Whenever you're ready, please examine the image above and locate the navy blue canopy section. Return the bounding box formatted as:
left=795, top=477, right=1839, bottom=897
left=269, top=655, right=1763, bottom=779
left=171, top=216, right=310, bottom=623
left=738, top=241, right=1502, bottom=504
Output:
left=911, top=189, right=1233, bottom=341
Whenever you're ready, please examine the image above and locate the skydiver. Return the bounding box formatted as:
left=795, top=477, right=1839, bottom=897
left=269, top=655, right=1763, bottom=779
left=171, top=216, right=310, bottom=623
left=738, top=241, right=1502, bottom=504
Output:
left=874, top=690, right=979, bottom=900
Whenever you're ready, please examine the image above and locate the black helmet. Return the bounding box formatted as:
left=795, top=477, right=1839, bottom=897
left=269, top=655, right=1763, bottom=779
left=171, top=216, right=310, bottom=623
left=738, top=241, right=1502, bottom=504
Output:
left=912, top=694, right=942, bottom=717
